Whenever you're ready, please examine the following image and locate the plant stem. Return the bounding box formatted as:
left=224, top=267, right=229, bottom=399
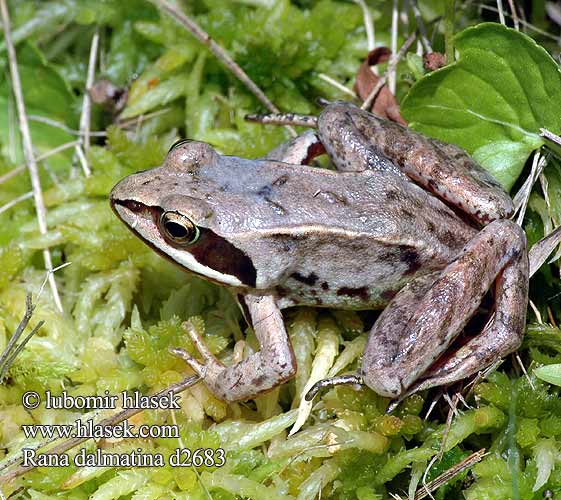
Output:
left=444, top=0, right=455, bottom=64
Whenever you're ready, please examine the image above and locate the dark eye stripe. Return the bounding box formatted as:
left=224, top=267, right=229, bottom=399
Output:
left=189, top=228, right=257, bottom=287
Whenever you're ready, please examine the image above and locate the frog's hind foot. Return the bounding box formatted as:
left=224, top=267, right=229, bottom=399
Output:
left=305, top=374, right=364, bottom=402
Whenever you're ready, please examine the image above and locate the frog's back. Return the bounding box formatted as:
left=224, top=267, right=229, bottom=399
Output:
left=207, top=158, right=476, bottom=309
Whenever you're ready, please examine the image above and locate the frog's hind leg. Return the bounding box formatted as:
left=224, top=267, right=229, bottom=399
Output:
left=173, top=294, right=296, bottom=402
left=361, top=219, right=528, bottom=398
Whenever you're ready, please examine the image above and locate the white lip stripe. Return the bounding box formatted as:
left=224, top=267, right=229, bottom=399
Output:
left=114, top=204, right=243, bottom=287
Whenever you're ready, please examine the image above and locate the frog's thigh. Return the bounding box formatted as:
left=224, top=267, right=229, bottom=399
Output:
left=181, top=294, right=296, bottom=402
left=261, top=130, right=325, bottom=165
left=361, top=219, right=528, bottom=398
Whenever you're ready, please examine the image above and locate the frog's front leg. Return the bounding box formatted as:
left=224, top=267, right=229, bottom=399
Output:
left=362, top=219, right=528, bottom=398
left=173, top=294, right=296, bottom=402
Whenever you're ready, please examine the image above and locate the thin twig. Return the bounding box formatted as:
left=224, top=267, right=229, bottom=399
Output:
left=0, top=294, right=34, bottom=379
left=0, top=321, right=44, bottom=382
left=318, top=73, right=357, bottom=98
left=0, top=140, right=80, bottom=186
left=437, top=393, right=459, bottom=461
left=117, top=108, right=171, bottom=129
left=74, top=29, right=99, bottom=177
left=361, top=32, right=417, bottom=110
left=496, top=0, right=506, bottom=24
left=529, top=299, right=543, bottom=324
left=73, top=144, right=90, bottom=178
left=529, top=225, right=561, bottom=277
left=506, top=0, right=519, bottom=29
left=0, top=191, right=33, bottom=215
left=0, top=0, right=63, bottom=312
left=515, top=151, right=546, bottom=226
left=0, top=375, right=200, bottom=482
left=414, top=449, right=486, bottom=500
left=409, top=0, right=432, bottom=52
left=477, top=4, right=561, bottom=41
left=514, top=352, right=535, bottom=390
left=147, top=0, right=296, bottom=137
left=389, top=0, right=399, bottom=94
left=27, top=115, right=107, bottom=137
left=354, top=0, right=375, bottom=51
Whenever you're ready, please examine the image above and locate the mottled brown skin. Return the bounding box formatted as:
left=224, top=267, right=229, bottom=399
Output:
left=110, top=102, right=528, bottom=402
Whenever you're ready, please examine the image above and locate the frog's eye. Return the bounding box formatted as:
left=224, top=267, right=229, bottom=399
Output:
left=159, top=211, right=200, bottom=246
left=168, top=139, right=192, bottom=153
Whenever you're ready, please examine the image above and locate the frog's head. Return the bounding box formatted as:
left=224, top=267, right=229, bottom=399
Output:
left=110, top=140, right=257, bottom=288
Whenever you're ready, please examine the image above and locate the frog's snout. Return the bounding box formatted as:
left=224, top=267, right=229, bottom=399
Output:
left=165, top=139, right=218, bottom=173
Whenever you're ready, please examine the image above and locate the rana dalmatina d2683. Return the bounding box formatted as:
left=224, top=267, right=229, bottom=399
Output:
left=110, top=101, right=528, bottom=403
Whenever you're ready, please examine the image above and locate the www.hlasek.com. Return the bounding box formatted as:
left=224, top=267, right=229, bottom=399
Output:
left=20, top=390, right=226, bottom=468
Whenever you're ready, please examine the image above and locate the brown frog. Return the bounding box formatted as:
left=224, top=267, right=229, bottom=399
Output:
left=110, top=101, right=528, bottom=403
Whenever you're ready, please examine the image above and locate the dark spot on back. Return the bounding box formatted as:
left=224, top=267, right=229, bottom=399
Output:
left=337, top=286, right=369, bottom=300
left=386, top=190, right=399, bottom=201
left=321, top=282, right=329, bottom=290
left=291, top=272, right=318, bottom=286
left=257, top=185, right=272, bottom=197
left=381, top=289, right=398, bottom=301
left=399, top=246, right=421, bottom=275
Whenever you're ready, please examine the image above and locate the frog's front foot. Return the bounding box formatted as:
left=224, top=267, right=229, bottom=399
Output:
left=173, top=295, right=296, bottom=403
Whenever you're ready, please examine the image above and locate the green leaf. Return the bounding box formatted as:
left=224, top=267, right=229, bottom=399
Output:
left=401, top=22, right=561, bottom=190
left=534, top=364, right=561, bottom=386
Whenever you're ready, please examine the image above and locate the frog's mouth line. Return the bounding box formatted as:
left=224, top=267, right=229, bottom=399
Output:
left=111, top=199, right=255, bottom=288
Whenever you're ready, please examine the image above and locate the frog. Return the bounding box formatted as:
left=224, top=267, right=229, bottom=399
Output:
left=109, top=101, right=528, bottom=404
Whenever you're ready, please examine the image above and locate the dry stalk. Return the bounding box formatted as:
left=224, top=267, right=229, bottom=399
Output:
left=147, top=0, right=296, bottom=137
left=0, top=0, right=63, bottom=312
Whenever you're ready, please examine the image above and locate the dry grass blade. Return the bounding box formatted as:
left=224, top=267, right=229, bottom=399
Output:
left=354, top=0, right=375, bottom=51
left=0, top=375, right=200, bottom=483
left=74, top=29, right=99, bottom=177
left=28, top=115, right=107, bottom=136
left=513, top=151, right=546, bottom=225
left=389, top=0, right=399, bottom=94
left=0, top=191, right=33, bottom=215
left=147, top=0, right=296, bottom=137
left=0, top=140, right=80, bottom=186
left=409, top=0, right=432, bottom=52
left=318, top=73, right=357, bottom=98
left=0, top=0, right=62, bottom=311
left=496, top=0, right=506, bottom=24
left=0, top=294, right=34, bottom=380
left=361, top=32, right=416, bottom=111
left=529, top=225, right=561, bottom=277
left=0, top=321, right=44, bottom=383
left=414, top=449, right=486, bottom=499
left=477, top=4, right=561, bottom=41
left=507, top=0, right=519, bottom=29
